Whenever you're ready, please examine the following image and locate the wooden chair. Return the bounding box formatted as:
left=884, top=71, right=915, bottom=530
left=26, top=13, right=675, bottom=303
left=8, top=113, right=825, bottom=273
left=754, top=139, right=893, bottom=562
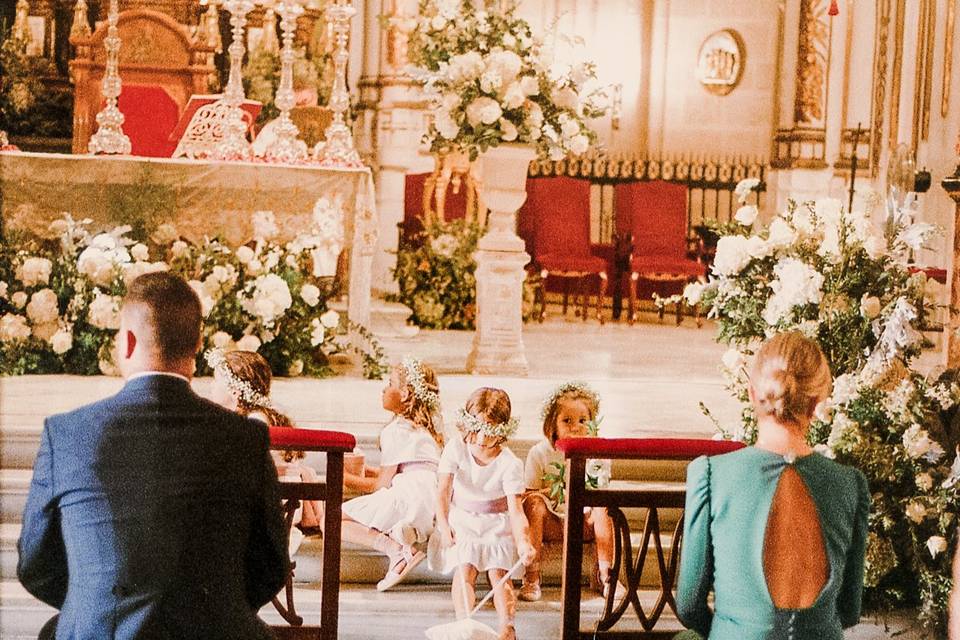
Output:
left=267, top=426, right=355, bottom=640
left=69, top=9, right=214, bottom=155
left=555, top=437, right=743, bottom=640
left=615, top=181, right=706, bottom=325
left=523, top=176, right=608, bottom=324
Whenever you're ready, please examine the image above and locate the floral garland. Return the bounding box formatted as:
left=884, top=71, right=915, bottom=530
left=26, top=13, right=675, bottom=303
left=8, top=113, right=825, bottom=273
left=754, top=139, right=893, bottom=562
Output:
left=540, top=380, right=601, bottom=420
left=205, top=348, right=273, bottom=409
left=401, top=356, right=440, bottom=410
left=456, top=407, right=519, bottom=440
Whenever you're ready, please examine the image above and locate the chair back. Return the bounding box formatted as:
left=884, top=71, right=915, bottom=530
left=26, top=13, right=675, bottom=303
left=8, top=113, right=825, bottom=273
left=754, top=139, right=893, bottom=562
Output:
left=616, top=181, right=688, bottom=260
left=521, top=176, right=593, bottom=260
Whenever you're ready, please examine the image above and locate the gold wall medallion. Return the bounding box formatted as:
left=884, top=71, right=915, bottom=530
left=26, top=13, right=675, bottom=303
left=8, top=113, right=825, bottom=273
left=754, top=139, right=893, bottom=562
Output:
left=696, top=29, right=745, bottom=96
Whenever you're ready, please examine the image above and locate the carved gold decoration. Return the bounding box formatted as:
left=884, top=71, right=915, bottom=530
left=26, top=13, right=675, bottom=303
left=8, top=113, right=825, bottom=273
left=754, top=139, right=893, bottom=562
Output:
left=773, top=128, right=827, bottom=169
left=12, top=0, right=30, bottom=44
left=835, top=127, right=871, bottom=170
left=944, top=0, right=956, bottom=118
left=921, top=0, right=935, bottom=140
left=87, top=0, right=131, bottom=156
left=870, top=0, right=891, bottom=177
left=888, top=0, right=905, bottom=150
left=838, top=0, right=854, bottom=143
left=71, top=0, right=92, bottom=40
left=794, top=0, right=831, bottom=126
left=696, top=30, right=745, bottom=96
left=770, top=0, right=786, bottom=164
left=911, top=0, right=936, bottom=153
left=421, top=152, right=485, bottom=226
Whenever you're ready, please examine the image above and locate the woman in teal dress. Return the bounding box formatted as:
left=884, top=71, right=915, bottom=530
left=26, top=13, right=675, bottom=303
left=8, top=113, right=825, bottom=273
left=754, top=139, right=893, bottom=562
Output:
left=676, top=332, right=870, bottom=640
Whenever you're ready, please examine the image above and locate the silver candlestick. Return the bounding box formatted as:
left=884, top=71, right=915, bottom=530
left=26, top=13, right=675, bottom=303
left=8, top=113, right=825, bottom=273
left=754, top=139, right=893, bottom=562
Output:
left=313, top=0, right=362, bottom=167
left=87, top=0, right=131, bottom=155
left=213, top=0, right=255, bottom=161
left=264, top=0, right=308, bottom=163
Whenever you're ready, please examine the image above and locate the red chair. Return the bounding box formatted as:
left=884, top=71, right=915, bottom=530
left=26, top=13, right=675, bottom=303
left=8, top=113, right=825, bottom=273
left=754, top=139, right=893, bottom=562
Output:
left=523, top=176, right=608, bottom=323
left=555, top=437, right=744, bottom=639
left=117, top=85, right=181, bottom=157
left=267, top=427, right=355, bottom=640
left=616, top=181, right=706, bottom=325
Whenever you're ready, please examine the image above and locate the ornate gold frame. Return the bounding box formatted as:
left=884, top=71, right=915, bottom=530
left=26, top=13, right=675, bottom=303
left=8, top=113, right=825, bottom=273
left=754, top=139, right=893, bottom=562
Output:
left=696, top=29, right=746, bottom=96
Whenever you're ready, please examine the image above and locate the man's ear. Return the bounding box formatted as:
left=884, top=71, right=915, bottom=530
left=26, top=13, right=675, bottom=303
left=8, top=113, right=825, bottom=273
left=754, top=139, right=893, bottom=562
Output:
left=124, top=330, right=137, bottom=359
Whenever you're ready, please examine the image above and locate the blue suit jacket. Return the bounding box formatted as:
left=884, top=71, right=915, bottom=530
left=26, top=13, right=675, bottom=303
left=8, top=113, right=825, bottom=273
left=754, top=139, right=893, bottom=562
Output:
left=17, top=374, right=289, bottom=640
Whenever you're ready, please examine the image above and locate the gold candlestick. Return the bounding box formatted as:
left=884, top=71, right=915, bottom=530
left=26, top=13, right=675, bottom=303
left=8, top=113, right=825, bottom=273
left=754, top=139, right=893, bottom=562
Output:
left=313, top=0, right=363, bottom=167
left=87, top=0, right=131, bottom=155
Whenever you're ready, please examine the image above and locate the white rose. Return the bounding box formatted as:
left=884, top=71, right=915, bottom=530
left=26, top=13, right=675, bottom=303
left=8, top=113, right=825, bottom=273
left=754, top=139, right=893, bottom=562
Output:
left=123, top=261, right=169, bottom=287
left=465, top=97, right=503, bottom=128
left=501, top=82, right=526, bottom=110
left=499, top=118, right=518, bottom=142
left=171, top=240, right=190, bottom=259
left=430, top=15, right=446, bottom=30
left=555, top=86, right=580, bottom=112
left=187, top=280, right=215, bottom=318
left=683, top=282, right=704, bottom=305
left=247, top=259, right=263, bottom=275
left=721, top=348, right=745, bottom=372
left=77, top=248, right=116, bottom=286
left=502, top=33, right=516, bottom=48
left=50, top=328, right=73, bottom=355
left=560, top=118, right=580, bottom=139
left=287, top=359, right=304, bottom=377
left=734, top=205, right=759, bottom=226
left=525, top=102, right=544, bottom=132
left=905, top=501, right=927, bottom=524
left=927, top=536, right=947, bottom=558
left=519, top=75, right=539, bottom=97
left=236, top=334, right=262, bottom=352
left=11, top=291, right=27, bottom=309
left=859, top=295, right=881, bottom=319
left=309, top=318, right=325, bottom=347
left=300, top=283, right=321, bottom=307
left=320, top=309, right=340, bottom=329
left=88, top=291, right=122, bottom=330
left=236, top=245, right=255, bottom=264
left=567, top=134, right=590, bottom=155
left=766, top=217, right=796, bottom=248
left=26, top=289, right=59, bottom=325
left=435, top=110, right=461, bottom=140
left=0, top=313, right=31, bottom=343
left=130, top=243, right=149, bottom=262
left=16, top=257, right=53, bottom=287
left=32, top=322, right=57, bottom=343
left=486, top=50, right=522, bottom=86
left=211, top=331, right=234, bottom=349
left=712, top=235, right=752, bottom=276
left=915, top=472, right=934, bottom=491
left=90, top=233, right=118, bottom=250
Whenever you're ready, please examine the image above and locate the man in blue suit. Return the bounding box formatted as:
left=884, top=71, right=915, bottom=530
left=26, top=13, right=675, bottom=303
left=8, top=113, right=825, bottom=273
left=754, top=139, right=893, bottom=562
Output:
left=18, top=271, right=289, bottom=639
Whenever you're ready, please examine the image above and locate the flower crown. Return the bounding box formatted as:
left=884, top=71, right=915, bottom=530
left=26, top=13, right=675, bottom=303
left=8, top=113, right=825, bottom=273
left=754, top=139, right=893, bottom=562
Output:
left=541, top=381, right=601, bottom=420
left=400, top=357, right=440, bottom=411
left=205, top=349, right=273, bottom=410
left=457, top=408, right=519, bottom=440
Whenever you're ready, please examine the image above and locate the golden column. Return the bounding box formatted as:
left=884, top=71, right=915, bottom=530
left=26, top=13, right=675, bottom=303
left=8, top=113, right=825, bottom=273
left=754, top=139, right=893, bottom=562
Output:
left=942, top=155, right=960, bottom=368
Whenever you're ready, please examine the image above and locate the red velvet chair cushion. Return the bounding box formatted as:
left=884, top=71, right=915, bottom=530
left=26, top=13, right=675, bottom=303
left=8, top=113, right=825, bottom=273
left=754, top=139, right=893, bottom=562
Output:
left=630, top=255, right=706, bottom=277
left=555, top=437, right=744, bottom=460
left=116, top=84, right=181, bottom=157
left=616, top=181, right=689, bottom=261
left=268, top=426, right=356, bottom=452
left=537, top=253, right=607, bottom=274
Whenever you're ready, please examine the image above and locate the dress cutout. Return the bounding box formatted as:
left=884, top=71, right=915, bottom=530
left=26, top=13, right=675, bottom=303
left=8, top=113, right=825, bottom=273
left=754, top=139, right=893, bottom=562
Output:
left=762, top=465, right=829, bottom=609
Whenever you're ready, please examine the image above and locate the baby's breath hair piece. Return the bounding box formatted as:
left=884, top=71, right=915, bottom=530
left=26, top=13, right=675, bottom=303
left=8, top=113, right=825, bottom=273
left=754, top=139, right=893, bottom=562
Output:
left=205, top=348, right=274, bottom=409
left=541, top=381, right=601, bottom=420
left=457, top=408, right=519, bottom=440
left=400, top=356, right=440, bottom=410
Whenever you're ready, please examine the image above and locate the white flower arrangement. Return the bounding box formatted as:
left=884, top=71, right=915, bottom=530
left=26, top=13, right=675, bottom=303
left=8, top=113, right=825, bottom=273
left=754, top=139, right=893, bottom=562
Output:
left=205, top=348, right=274, bottom=409
left=456, top=407, right=518, bottom=440
left=408, top=0, right=605, bottom=161
left=540, top=380, right=601, bottom=420
left=401, top=356, right=441, bottom=410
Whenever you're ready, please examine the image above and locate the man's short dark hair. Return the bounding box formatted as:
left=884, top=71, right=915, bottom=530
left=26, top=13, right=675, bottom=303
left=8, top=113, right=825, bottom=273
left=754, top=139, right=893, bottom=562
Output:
left=123, top=272, right=202, bottom=363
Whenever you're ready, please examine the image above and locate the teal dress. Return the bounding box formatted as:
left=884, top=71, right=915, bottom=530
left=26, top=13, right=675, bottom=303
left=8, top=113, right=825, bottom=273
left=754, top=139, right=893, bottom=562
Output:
left=676, top=447, right=870, bottom=640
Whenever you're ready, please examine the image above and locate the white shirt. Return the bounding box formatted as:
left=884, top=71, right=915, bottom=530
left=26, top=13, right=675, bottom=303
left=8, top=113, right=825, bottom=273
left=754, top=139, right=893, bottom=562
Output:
left=379, top=416, right=441, bottom=467
left=439, top=437, right=525, bottom=502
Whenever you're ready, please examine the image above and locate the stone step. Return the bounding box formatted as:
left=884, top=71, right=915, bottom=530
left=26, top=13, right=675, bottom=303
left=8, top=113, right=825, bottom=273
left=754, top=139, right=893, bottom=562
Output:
left=0, top=469, right=30, bottom=523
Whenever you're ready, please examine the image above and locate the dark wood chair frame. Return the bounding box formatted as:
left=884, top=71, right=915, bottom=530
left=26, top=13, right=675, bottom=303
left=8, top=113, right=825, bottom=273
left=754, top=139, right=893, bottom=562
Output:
left=267, top=428, right=355, bottom=640
left=556, top=438, right=743, bottom=640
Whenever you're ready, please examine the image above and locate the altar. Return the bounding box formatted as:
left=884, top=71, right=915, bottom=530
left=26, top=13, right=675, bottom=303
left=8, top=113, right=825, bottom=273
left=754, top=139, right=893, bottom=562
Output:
left=0, top=151, right=378, bottom=326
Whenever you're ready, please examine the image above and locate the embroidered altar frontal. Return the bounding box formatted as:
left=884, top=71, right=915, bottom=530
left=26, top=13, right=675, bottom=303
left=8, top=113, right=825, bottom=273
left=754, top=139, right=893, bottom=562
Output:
left=0, top=152, right=378, bottom=325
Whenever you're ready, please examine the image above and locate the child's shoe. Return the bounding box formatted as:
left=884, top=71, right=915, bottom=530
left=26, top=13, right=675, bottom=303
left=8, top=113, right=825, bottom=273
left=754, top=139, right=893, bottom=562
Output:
left=376, top=544, right=425, bottom=591
left=518, top=579, right=541, bottom=602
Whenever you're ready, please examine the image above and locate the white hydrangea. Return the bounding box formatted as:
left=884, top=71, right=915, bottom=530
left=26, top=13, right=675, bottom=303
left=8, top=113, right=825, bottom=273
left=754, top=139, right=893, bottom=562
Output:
left=235, top=245, right=255, bottom=264
left=88, top=291, right=122, bottom=330
left=50, top=327, right=73, bottom=355
left=236, top=333, right=262, bottom=352
left=901, top=424, right=944, bottom=462
left=320, top=309, right=341, bottom=329
left=465, top=96, right=503, bottom=128
left=78, top=236, right=130, bottom=287
left=0, top=313, right=31, bottom=343
left=762, top=258, right=824, bottom=325
left=712, top=235, right=754, bottom=276
left=766, top=217, right=796, bottom=249
left=123, top=261, right=169, bottom=287
left=831, top=373, right=860, bottom=405
left=130, top=243, right=149, bottom=262
left=242, top=273, right=292, bottom=327
left=16, top=257, right=53, bottom=287
left=26, top=289, right=59, bottom=326
left=683, top=282, right=704, bottom=305
left=300, top=283, right=321, bottom=307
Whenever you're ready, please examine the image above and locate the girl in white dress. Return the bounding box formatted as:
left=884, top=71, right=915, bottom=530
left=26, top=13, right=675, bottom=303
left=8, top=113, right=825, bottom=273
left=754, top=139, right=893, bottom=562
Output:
left=431, top=388, right=535, bottom=640
left=521, top=382, right=614, bottom=602
left=340, top=357, right=444, bottom=591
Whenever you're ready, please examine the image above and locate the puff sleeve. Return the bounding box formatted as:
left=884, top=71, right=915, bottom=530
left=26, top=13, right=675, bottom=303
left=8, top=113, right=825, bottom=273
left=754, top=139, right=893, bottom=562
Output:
left=675, top=455, right=714, bottom=637
left=838, top=469, right=870, bottom=628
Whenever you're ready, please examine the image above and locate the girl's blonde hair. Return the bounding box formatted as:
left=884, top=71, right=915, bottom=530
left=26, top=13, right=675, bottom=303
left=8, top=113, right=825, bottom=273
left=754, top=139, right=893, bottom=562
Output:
left=395, top=361, right=444, bottom=449
left=750, top=332, right=832, bottom=427
left=463, top=387, right=514, bottom=443
left=542, top=386, right=599, bottom=444
left=220, top=350, right=302, bottom=462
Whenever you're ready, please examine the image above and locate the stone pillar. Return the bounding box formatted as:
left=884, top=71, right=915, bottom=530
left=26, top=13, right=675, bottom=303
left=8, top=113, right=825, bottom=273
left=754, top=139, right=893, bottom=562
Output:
left=942, top=166, right=960, bottom=368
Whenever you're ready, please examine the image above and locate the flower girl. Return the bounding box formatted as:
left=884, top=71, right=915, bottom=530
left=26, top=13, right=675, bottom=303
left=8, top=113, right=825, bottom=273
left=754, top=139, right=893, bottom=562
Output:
left=430, top=388, right=535, bottom=640
left=206, top=349, right=322, bottom=550
left=340, top=357, right=444, bottom=591
left=521, top=381, right=614, bottom=601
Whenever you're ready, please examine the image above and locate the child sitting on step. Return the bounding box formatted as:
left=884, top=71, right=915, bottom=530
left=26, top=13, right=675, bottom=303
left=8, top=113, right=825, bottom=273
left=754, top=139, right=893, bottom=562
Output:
left=340, top=357, right=444, bottom=591
left=429, top=388, right=536, bottom=640
left=206, top=349, right=322, bottom=554
left=520, top=381, right=614, bottom=602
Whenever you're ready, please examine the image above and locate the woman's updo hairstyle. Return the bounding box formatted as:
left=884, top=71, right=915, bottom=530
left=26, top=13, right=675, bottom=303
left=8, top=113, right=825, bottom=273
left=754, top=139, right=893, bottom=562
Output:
left=749, top=332, right=831, bottom=427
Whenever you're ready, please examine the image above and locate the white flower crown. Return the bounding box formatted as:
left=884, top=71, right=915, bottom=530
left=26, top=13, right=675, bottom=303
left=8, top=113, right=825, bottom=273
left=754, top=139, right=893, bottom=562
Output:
left=401, top=356, right=440, bottom=410
left=205, top=348, right=274, bottom=410
left=457, top=408, right=519, bottom=440
left=541, top=380, right=601, bottom=420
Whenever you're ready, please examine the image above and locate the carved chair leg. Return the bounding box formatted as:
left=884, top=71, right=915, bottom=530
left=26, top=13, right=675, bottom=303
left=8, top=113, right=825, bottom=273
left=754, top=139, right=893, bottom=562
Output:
left=562, top=278, right=569, bottom=316
left=597, top=273, right=608, bottom=325
left=538, top=270, right=548, bottom=323
left=676, top=298, right=683, bottom=326
left=695, top=303, right=702, bottom=328
left=581, top=276, right=589, bottom=322
left=628, top=274, right=638, bottom=325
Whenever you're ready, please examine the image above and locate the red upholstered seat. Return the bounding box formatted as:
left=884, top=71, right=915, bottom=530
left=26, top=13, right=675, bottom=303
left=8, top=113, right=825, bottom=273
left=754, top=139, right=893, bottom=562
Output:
left=522, top=176, right=608, bottom=323
left=116, top=84, right=181, bottom=157
left=268, top=426, right=356, bottom=452
left=555, top=436, right=744, bottom=460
